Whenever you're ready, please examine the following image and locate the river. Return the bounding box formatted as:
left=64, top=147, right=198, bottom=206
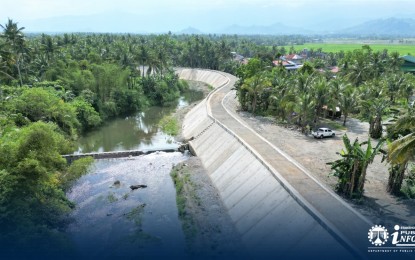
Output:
left=66, top=87, right=204, bottom=258
left=76, top=89, right=204, bottom=153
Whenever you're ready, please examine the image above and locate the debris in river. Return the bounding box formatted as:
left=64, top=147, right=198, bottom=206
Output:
left=130, top=184, right=147, bottom=190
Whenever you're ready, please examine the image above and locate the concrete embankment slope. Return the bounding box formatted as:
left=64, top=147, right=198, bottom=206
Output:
left=178, top=68, right=370, bottom=259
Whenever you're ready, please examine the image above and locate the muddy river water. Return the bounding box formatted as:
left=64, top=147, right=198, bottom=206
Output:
left=66, top=88, right=203, bottom=258
left=76, top=90, right=203, bottom=153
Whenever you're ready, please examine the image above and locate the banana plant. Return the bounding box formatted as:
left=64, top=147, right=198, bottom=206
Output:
left=328, top=134, right=385, bottom=199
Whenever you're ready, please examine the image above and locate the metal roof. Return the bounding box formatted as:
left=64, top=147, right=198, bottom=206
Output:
left=401, top=55, right=415, bottom=64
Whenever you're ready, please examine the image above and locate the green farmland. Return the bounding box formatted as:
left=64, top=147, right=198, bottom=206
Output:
left=284, top=43, right=415, bottom=55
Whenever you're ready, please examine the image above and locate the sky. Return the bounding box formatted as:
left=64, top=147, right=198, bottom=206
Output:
left=1, top=0, right=415, bottom=33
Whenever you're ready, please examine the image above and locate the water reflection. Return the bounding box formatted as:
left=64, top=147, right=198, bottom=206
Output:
left=76, top=89, right=204, bottom=153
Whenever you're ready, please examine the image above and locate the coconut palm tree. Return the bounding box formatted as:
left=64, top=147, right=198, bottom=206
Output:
left=388, top=51, right=403, bottom=73
left=40, top=34, right=57, bottom=62
left=241, top=73, right=271, bottom=114
left=327, top=79, right=341, bottom=120
left=0, top=19, right=25, bottom=47
left=293, top=93, right=315, bottom=130
left=269, top=71, right=294, bottom=121
left=137, top=40, right=149, bottom=78
left=400, top=73, right=415, bottom=104
left=384, top=73, right=405, bottom=104
left=346, top=50, right=370, bottom=87
left=369, top=51, right=385, bottom=78
left=360, top=96, right=390, bottom=139
left=311, top=77, right=329, bottom=122
left=0, top=43, right=15, bottom=82
left=339, top=83, right=357, bottom=126
left=0, top=19, right=27, bottom=86
left=387, top=107, right=415, bottom=194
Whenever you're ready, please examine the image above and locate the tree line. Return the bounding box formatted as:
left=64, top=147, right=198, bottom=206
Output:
left=235, top=46, right=415, bottom=200
left=1, top=17, right=415, bottom=254
left=0, top=19, right=240, bottom=256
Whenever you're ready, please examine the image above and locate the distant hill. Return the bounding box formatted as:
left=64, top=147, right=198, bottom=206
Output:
left=220, top=23, right=312, bottom=35
left=176, top=27, right=204, bottom=34
left=340, top=18, right=415, bottom=36
left=21, top=13, right=415, bottom=37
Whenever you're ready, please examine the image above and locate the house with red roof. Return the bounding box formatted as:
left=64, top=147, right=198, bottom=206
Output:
left=284, top=54, right=304, bottom=64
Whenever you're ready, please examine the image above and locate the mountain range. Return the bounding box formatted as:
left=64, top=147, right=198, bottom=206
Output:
left=339, top=18, right=415, bottom=36
left=22, top=14, right=415, bottom=36
left=220, top=23, right=313, bottom=35
left=216, top=18, right=415, bottom=36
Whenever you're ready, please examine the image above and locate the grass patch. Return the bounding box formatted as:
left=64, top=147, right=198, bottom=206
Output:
left=319, top=118, right=347, bottom=131
left=171, top=164, right=198, bottom=242
left=107, top=192, right=118, bottom=203
left=281, top=43, right=414, bottom=55
left=178, top=79, right=190, bottom=92
left=125, top=204, right=146, bottom=226
left=122, top=204, right=161, bottom=245
left=159, top=115, right=179, bottom=136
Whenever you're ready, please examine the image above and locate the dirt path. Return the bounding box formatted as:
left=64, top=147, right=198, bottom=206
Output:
left=232, top=100, right=415, bottom=227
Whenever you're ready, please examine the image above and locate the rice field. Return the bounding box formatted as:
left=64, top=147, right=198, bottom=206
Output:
left=282, top=43, right=415, bottom=55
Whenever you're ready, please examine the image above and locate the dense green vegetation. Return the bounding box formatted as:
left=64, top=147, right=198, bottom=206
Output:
left=235, top=46, right=415, bottom=199
left=0, top=122, right=80, bottom=256
left=1, top=16, right=415, bottom=254
left=0, top=19, right=240, bottom=255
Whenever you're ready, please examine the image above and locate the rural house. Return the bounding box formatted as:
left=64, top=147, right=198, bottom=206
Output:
left=401, top=55, right=415, bottom=73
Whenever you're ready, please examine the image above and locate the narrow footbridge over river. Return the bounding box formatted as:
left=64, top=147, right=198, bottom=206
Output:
left=177, top=68, right=373, bottom=259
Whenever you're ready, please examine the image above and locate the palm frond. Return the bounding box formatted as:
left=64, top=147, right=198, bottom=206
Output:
left=388, top=133, right=415, bottom=164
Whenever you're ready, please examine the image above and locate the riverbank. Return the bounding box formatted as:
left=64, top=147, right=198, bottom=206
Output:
left=171, top=80, right=245, bottom=257
left=171, top=160, right=245, bottom=258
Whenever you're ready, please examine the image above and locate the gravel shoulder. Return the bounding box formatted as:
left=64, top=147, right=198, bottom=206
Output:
left=234, top=109, right=415, bottom=227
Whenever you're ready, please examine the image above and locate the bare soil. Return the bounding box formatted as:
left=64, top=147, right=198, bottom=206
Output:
left=236, top=111, right=415, bottom=227
left=172, top=159, right=245, bottom=258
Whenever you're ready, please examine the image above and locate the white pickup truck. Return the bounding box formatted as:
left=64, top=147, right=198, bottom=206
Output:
left=312, top=127, right=335, bottom=139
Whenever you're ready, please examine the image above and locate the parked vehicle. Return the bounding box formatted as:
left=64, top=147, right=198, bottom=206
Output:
left=312, top=128, right=336, bottom=139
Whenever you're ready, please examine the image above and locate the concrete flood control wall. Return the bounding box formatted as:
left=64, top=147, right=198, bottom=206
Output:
left=178, top=69, right=356, bottom=258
